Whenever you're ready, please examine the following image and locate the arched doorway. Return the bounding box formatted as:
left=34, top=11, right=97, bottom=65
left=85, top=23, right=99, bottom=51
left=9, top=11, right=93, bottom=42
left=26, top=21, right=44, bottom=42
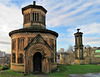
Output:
left=33, top=52, right=42, bottom=72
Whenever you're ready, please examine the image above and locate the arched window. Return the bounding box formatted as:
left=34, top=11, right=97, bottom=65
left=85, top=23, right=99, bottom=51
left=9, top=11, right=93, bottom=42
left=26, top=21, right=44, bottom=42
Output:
left=24, top=15, right=25, bottom=23
left=37, top=13, right=39, bottom=21
left=43, top=16, right=45, bottom=25
left=33, top=13, right=34, bottom=21
left=12, top=53, right=16, bottom=63
left=27, top=13, right=30, bottom=22
left=41, top=15, right=45, bottom=25
left=18, top=53, right=24, bottom=63
left=18, top=38, right=25, bottom=50
left=12, top=39, right=16, bottom=50
left=26, top=14, right=28, bottom=22
left=28, top=13, right=30, bottom=21
left=35, top=13, right=36, bottom=21
left=49, top=38, right=54, bottom=49
left=33, top=12, right=39, bottom=21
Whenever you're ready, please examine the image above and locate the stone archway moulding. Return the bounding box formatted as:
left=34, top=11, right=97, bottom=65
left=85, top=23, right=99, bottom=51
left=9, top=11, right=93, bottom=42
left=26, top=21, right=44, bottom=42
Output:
left=24, top=44, right=53, bottom=73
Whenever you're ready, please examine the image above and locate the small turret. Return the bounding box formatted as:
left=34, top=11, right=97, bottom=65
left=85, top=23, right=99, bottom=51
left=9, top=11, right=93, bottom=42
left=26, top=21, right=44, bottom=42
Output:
left=22, top=1, right=47, bottom=29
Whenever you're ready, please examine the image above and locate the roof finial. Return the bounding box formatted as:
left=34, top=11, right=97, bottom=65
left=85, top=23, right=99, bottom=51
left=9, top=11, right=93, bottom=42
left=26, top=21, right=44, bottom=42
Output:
left=33, top=1, right=36, bottom=5
left=77, top=29, right=80, bottom=32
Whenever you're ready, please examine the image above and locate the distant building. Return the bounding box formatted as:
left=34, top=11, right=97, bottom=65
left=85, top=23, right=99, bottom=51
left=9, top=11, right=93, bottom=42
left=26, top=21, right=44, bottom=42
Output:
left=5, top=54, right=11, bottom=65
left=94, top=50, right=100, bottom=57
left=91, top=49, right=100, bottom=64
left=60, top=52, right=69, bottom=64
left=0, top=51, right=5, bottom=65
left=57, top=48, right=64, bottom=64
left=56, top=52, right=60, bottom=63
left=58, top=48, right=64, bottom=52
left=57, top=51, right=75, bottom=65
left=83, top=47, right=100, bottom=64
left=0, top=51, right=11, bottom=65
left=0, top=51, right=5, bottom=57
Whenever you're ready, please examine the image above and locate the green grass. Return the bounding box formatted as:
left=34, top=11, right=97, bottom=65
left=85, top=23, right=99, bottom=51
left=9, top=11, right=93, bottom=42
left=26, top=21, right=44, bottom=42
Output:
left=65, top=65, right=100, bottom=74
left=0, top=69, right=24, bottom=77
left=49, top=65, right=100, bottom=77
left=1, top=65, right=100, bottom=77
left=0, top=69, right=37, bottom=77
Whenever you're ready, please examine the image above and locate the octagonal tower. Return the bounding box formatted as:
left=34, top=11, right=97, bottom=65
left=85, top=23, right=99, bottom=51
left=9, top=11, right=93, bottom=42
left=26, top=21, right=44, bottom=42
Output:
left=22, top=1, right=47, bottom=28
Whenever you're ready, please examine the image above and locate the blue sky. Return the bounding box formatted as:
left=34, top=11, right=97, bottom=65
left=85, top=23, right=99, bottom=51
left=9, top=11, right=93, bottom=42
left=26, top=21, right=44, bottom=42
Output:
left=0, top=0, right=100, bottom=53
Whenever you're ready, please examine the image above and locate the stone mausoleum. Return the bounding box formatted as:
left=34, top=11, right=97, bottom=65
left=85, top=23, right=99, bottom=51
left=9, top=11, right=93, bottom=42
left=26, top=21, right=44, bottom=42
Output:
left=9, top=1, right=58, bottom=73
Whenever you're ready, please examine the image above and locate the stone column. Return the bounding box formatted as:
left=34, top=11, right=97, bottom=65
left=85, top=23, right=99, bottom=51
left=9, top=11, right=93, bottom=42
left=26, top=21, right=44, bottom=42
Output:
left=24, top=50, right=26, bottom=73
left=30, top=9, right=33, bottom=26
left=39, top=13, right=42, bottom=24
left=11, top=39, right=13, bottom=63
left=55, top=39, right=57, bottom=62
left=25, top=37, right=28, bottom=47
left=16, top=38, right=18, bottom=63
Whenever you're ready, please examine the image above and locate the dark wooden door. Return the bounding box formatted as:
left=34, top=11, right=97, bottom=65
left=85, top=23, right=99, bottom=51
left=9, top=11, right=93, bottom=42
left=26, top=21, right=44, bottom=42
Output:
left=33, top=52, right=42, bottom=72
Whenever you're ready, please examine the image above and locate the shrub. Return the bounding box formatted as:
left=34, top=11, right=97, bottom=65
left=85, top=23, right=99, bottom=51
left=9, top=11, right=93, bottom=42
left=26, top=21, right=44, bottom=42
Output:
left=0, top=64, right=10, bottom=70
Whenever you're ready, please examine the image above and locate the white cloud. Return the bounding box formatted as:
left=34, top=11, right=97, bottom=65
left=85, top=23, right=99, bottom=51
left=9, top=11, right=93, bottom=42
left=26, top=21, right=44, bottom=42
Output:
left=0, top=1, right=23, bottom=53
left=77, top=23, right=100, bottom=35
left=0, top=44, right=11, bottom=53
left=57, top=37, right=75, bottom=51
left=43, top=0, right=100, bottom=27
left=59, top=33, right=65, bottom=37
left=67, top=23, right=100, bottom=36
left=58, top=37, right=74, bottom=43
left=83, top=37, right=100, bottom=46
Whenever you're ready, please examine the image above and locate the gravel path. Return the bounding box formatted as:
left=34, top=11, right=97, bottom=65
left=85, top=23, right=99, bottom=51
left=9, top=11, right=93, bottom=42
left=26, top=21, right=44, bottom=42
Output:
left=69, top=73, right=100, bottom=77
left=35, top=74, right=50, bottom=77
left=33, top=73, right=51, bottom=77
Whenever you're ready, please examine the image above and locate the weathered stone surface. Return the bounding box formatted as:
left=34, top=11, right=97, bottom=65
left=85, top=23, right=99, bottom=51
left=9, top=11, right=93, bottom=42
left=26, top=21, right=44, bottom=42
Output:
left=9, top=1, right=58, bottom=73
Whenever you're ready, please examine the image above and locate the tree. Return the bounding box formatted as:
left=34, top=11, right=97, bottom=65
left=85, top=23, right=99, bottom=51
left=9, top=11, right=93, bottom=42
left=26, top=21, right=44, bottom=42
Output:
left=66, top=45, right=74, bottom=53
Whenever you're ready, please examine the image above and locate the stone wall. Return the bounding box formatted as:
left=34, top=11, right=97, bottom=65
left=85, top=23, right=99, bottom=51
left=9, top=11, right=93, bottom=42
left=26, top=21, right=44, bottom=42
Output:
left=11, top=32, right=57, bottom=73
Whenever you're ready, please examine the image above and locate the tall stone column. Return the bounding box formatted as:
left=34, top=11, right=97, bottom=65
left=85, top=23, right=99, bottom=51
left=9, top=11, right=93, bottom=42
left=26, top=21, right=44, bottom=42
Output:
left=74, top=29, right=84, bottom=64
left=11, top=39, right=13, bottom=63
left=30, top=9, right=33, bottom=26
left=54, top=39, right=57, bottom=62
left=16, top=38, right=18, bottom=63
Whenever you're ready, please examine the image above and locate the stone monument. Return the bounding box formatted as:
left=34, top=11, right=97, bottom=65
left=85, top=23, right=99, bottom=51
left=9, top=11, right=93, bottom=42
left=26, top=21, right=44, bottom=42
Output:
left=9, top=1, right=58, bottom=73
left=74, top=29, right=84, bottom=64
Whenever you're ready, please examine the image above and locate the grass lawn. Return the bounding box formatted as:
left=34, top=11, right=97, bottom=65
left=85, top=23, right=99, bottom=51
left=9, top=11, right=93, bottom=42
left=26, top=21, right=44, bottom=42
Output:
left=0, top=69, right=23, bottom=77
left=0, top=69, right=37, bottom=77
left=49, top=64, right=100, bottom=77
left=1, top=65, right=100, bottom=77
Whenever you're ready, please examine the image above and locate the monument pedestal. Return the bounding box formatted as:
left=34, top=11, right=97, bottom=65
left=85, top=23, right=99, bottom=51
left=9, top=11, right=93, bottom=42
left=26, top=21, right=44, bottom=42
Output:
left=74, top=59, right=85, bottom=64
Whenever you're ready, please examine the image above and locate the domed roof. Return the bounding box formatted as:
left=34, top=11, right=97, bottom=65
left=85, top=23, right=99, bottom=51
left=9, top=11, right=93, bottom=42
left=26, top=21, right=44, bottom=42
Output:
left=22, top=1, right=47, bottom=14
left=9, top=27, right=58, bottom=37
